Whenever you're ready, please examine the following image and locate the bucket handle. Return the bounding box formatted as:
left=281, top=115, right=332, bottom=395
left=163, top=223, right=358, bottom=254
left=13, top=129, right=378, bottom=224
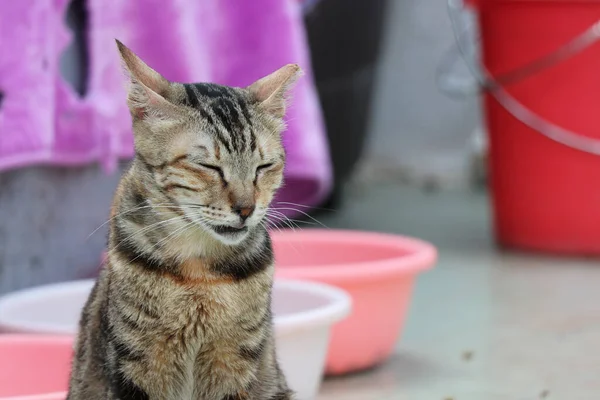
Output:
left=439, top=0, right=600, bottom=156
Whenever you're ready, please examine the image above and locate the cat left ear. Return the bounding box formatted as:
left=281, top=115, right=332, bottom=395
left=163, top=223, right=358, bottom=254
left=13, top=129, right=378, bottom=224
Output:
left=248, top=64, right=302, bottom=118
left=115, top=40, right=178, bottom=120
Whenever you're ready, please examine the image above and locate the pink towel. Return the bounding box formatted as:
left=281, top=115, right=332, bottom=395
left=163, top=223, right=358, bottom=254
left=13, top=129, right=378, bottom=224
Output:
left=0, top=0, right=331, bottom=214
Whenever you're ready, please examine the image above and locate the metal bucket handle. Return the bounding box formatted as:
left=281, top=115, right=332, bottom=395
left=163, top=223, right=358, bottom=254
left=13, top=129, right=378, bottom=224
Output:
left=439, top=0, right=600, bottom=155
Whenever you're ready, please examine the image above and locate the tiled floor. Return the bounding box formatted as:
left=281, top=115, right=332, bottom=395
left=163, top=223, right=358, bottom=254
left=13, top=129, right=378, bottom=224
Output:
left=313, top=184, right=600, bottom=400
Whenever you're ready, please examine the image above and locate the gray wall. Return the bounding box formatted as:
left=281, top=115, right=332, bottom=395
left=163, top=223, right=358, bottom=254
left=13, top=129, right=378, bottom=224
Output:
left=0, top=165, right=124, bottom=294
left=361, top=0, right=479, bottom=186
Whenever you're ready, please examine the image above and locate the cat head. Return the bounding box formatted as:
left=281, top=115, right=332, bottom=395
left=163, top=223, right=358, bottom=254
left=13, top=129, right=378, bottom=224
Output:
left=116, top=40, right=301, bottom=245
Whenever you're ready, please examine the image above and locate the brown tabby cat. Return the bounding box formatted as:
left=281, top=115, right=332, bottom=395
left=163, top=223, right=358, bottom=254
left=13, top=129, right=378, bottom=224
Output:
left=67, top=40, right=301, bottom=400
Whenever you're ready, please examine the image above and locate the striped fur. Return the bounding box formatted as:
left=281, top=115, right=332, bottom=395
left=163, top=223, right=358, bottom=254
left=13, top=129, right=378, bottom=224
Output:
left=67, top=41, right=301, bottom=399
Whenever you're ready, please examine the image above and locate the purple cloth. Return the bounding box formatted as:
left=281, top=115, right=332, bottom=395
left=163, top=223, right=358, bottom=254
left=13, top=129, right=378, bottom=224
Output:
left=0, top=0, right=331, bottom=214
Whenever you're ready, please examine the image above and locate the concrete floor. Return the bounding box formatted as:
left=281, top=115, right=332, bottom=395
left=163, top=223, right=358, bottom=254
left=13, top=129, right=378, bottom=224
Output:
left=315, top=184, right=600, bottom=400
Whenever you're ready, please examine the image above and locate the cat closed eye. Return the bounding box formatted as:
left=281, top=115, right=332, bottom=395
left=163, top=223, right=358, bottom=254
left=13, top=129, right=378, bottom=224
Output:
left=198, top=163, right=223, bottom=173
left=198, top=163, right=226, bottom=181
left=257, top=163, right=274, bottom=173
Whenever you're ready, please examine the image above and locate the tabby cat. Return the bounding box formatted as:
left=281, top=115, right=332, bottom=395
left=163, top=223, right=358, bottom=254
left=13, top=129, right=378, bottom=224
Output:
left=67, top=40, right=301, bottom=400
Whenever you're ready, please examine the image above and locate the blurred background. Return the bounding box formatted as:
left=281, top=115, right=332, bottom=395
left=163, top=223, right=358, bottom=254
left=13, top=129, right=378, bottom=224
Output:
left=2, top=0, right=600, bottom=398
left=1, top=0, right=480, bottom=291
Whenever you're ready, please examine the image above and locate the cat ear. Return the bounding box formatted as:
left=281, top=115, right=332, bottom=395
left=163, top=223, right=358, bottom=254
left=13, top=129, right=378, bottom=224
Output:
left=248, top=64, right=302, bottom=118
left=115, top=40, right=178, bottom=120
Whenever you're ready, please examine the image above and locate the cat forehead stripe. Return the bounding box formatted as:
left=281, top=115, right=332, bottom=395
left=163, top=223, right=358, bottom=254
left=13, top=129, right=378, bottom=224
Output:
left=183, top=84, right=201, bottom=109
left=182, top=82, right=255, bottom=154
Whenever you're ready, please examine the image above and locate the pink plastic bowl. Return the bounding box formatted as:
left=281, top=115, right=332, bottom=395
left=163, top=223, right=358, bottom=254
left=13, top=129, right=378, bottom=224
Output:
left=272, top=229, right=437, bottom=375
left=0, top=335, right=71, bottom=400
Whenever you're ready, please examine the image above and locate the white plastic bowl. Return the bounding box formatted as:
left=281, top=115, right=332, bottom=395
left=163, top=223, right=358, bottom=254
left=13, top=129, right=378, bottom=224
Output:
left=0, top=279, right=351, bottom=400
left=272, top=280, right=351, bottom=398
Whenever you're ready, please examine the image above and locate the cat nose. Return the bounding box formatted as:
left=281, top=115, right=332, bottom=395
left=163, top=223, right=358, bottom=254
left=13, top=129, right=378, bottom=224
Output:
left=232, top=205, right=255, bottom=222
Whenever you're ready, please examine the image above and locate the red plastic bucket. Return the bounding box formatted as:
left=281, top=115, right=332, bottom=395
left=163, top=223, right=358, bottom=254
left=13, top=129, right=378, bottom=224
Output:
left=460, top=0, right=600, bottom=254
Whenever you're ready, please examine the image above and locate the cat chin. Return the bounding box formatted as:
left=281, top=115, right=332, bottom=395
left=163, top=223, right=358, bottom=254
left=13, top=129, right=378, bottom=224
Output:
left=209, top=232, right=250, bottom=246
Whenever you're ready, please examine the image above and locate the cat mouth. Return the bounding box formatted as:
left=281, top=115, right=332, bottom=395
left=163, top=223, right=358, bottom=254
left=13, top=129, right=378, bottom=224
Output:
left=210, top=224, right=249, bottom=236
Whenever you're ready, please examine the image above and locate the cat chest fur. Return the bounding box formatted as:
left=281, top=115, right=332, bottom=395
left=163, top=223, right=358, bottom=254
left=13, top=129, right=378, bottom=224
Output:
left=108, top=259, right=274, bottom=398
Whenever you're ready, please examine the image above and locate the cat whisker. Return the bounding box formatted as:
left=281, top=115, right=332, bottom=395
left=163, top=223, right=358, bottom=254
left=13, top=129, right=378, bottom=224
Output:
left=263, top=213, right=302, bottom=256
left=105, top=215, right=188, bottom=259
left=88, top=205, right=161, bottom=239
left=274, top=201, right=335, bottom=213
left=261, top=219, right=282, bottom=235
left=87, top=203, right=199, bottom=239
left=266, top=209, right=315, bottom=226
left=268, top=216, right=317, bottom=227
left=269, top=207, right=328, bottom=229
left=178, top=203, right=210, bottom=209
left=265, top=211, right=300, bottom=232
left=129, top=218, right=198, bottom=263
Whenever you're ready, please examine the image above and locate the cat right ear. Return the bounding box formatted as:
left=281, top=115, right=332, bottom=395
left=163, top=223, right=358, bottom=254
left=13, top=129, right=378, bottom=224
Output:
left=248, top=64, right=302, bottom=118
left=115, top=40, right=178, bottom=120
